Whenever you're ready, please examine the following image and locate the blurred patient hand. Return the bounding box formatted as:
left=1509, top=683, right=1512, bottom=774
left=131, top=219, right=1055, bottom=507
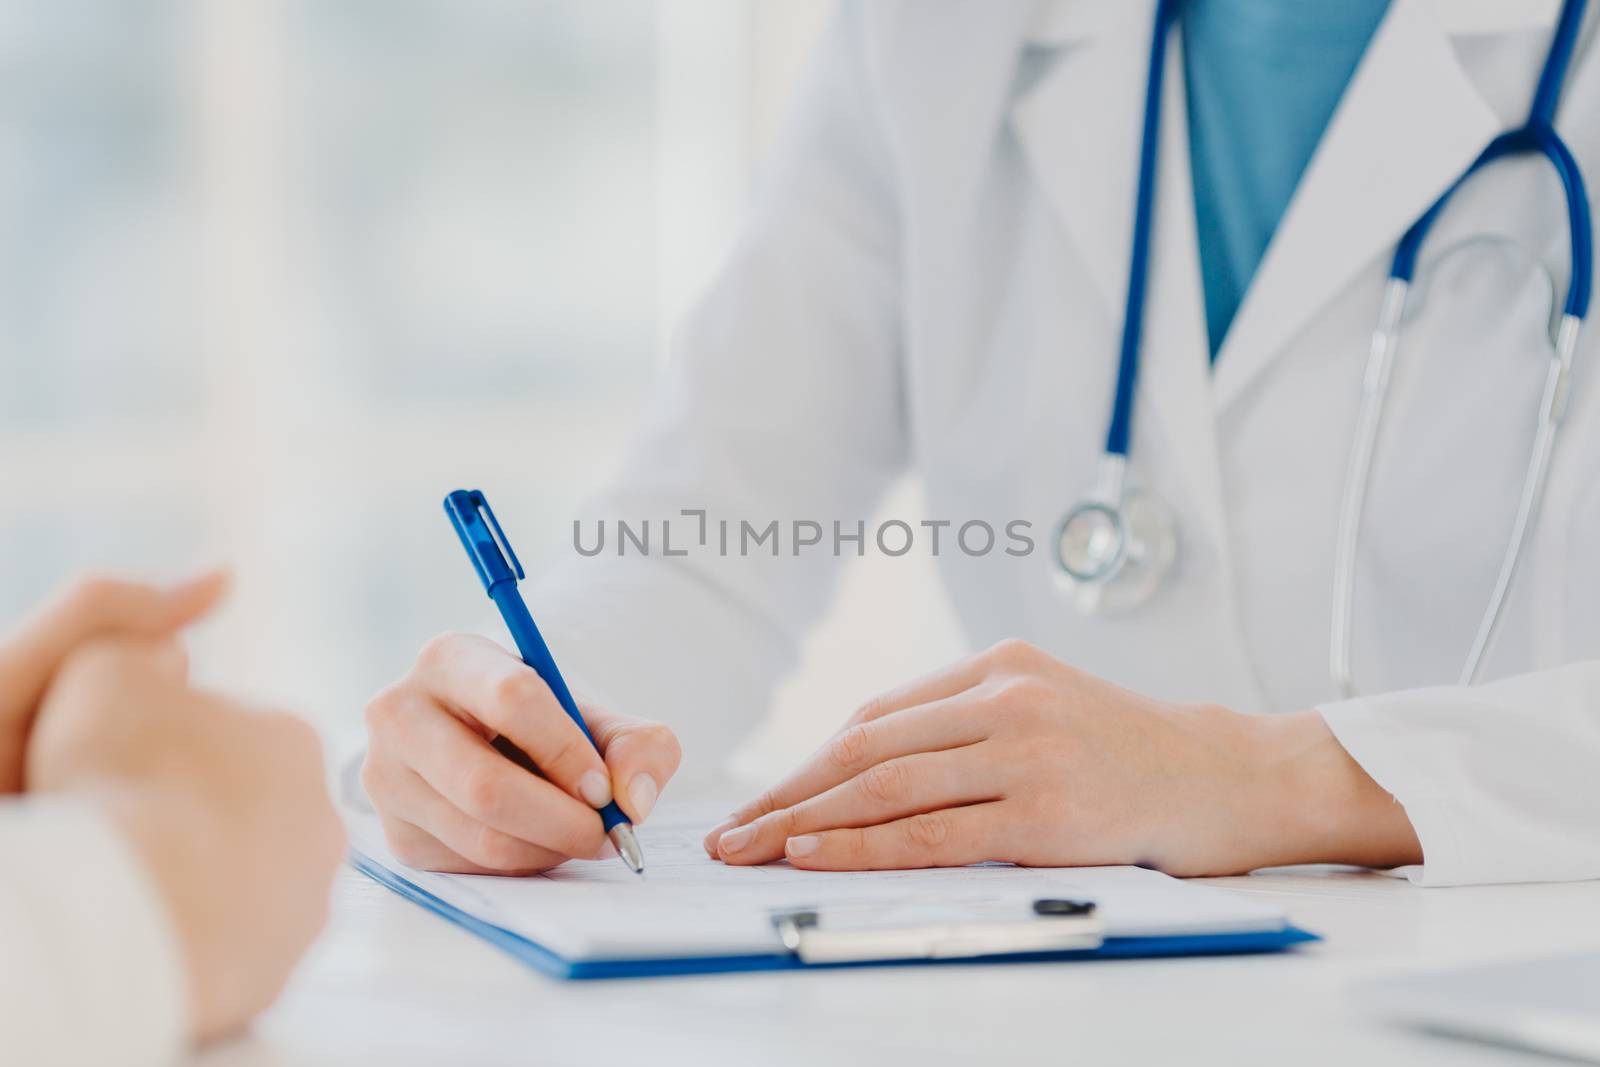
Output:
left=363, top=631, right=680, bottom=874
left=0, top=572, right=226, bottom=792
left=1, top=574, right=344, bottom=1052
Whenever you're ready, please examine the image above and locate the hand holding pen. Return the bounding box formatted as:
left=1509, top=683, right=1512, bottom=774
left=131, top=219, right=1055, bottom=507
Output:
left=359, top=491, right=682, bottom=876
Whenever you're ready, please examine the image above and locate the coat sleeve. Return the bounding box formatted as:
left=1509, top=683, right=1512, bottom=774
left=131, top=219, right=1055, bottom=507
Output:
left=1319, top=395, right=1600, bottom=887
left=1318, top=660, right=1600, bottom=886
left=0, top=796, right=189, bottom=1067
left=528, top=1, right=907, bottom=775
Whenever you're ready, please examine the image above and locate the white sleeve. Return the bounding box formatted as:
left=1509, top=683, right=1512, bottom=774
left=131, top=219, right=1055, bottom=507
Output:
left=1318, top=660, right=1600, bottom=886
left=0, top=795, right=188, bottom=1067
left=528, top=1, right=907, bottom=774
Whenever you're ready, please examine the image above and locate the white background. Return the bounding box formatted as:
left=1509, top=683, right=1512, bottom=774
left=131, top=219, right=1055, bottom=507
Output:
left=0, top=0, right=964, bottom=780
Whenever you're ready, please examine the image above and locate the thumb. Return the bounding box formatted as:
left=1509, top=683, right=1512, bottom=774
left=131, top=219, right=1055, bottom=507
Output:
left=1, top=570, right=229, bottom=715
left=585, top=703, right=682, bottom=824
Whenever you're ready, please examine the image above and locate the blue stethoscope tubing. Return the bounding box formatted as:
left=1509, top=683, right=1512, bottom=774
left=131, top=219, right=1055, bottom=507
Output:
left=1049, top=0, right=1181, bottom=612
left=1057, top=0, right=1594, bottom=691
left=1105, top=0, right=1179, bottom=463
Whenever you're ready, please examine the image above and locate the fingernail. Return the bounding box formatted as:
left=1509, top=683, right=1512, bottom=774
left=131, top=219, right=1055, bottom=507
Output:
left=629, top=774, right=658, bottom=821
left=718, top=825, right=753, bottom=855
left=592, top=841, right=619, bottom=860
left=578, top=770, right=612, bottom=808
left=704, top=817, right=737, bottom=857
left=786, top=835, right=820, bottom=858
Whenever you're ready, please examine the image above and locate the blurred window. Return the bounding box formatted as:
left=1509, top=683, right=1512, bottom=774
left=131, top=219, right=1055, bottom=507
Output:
left=0, top=1, right=924, bottom=774
left=0, top=1, right=675, bottom=737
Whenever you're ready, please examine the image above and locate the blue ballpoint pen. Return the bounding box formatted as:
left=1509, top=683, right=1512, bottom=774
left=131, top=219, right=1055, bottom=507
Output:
left=443, top=489, right=644, bottom=875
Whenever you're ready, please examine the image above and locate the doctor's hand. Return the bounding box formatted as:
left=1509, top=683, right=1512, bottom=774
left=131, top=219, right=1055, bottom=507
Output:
left=362, top=631, right=681, bottom=875
left=0, top=571, right=228, bottom=794
left=706, top=640, right=1422, bottom=876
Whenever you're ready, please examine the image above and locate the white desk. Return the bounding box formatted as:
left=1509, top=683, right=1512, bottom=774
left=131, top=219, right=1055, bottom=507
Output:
left=199, top=835, right=1600, bottom=1066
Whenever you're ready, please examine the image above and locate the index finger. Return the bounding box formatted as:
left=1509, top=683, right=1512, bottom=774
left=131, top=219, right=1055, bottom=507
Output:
left=704, top=689, right=986, bottom=858
left=412, top=633, right=614, bottom=811
left=399, top=700, right=610, bottom=860
left=841, top=651, right=993, bottom=729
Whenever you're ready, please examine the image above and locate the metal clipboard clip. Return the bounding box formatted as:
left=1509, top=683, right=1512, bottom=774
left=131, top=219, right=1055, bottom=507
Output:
left=771, top=897, right=1104, bottom=965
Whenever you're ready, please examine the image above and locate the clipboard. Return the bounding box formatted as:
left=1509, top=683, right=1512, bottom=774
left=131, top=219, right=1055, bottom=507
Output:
left=351, top=850, right=1320, bottom=982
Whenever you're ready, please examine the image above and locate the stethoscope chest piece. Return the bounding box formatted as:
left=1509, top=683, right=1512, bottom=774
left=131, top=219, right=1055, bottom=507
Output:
left=1054, top=484, right=1178, bottom=614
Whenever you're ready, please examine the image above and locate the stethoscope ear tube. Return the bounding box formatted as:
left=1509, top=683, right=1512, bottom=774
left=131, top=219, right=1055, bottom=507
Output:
left=1331, top=301, right=1586, bottom=695
left=1458, top=313, right=1584, bottom=685
left=1329, top=279, right=1408, bottom=699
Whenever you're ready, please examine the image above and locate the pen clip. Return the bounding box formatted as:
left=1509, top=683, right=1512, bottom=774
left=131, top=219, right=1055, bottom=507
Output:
left=444, top=488, right=526, bottom=593
left=472, top=491, right=526, bottom=581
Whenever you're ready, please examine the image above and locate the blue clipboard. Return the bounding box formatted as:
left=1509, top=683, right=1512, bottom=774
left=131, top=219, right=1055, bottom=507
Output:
left=352, top=853, right=1321, bottom=981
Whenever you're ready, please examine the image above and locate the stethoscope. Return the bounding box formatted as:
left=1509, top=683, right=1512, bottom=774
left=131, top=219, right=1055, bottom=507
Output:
left=1054, top=0, right=1594, bottom=695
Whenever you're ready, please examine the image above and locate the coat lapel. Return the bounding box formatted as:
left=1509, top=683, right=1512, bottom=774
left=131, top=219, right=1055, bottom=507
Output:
left=1210, top=0, right=1508, bottom=410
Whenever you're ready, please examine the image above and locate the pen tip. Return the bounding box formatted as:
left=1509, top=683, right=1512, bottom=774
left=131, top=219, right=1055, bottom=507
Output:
left=609, top=823, right=645, bottom=875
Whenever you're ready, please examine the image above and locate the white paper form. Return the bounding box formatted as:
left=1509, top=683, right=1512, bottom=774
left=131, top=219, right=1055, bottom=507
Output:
left=345, top=809, right=1289, bottom=962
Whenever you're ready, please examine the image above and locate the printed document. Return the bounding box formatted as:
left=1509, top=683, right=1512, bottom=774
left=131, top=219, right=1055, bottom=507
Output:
left=345, top=807, right=1289, bottom=961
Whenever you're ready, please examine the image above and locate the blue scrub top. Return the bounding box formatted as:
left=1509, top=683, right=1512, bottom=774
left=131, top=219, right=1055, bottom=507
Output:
left=1181, top=0, right=1392, bottom=359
